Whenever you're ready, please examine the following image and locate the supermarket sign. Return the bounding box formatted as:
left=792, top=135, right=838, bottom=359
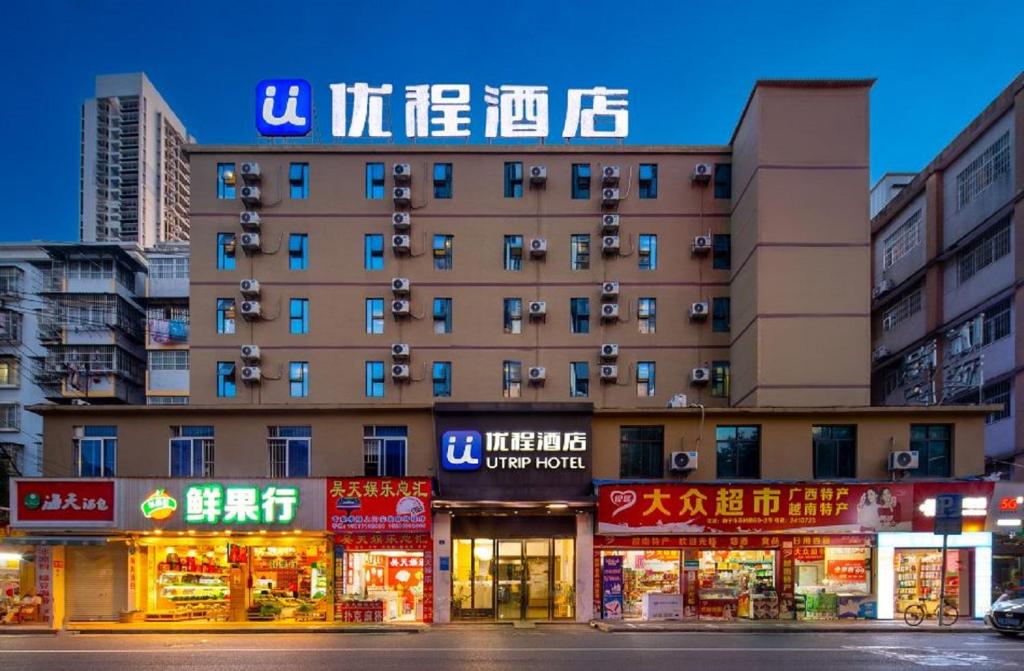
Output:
left=327, top=477, right=430, bottom=534
left=11, top=479, right=115, bottom=528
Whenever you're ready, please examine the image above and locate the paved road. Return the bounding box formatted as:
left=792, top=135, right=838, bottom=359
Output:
left=0, top=627, right=1021, bottom=670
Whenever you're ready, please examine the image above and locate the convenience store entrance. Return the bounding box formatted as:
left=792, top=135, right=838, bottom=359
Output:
left=893, top=548, right=968, bottom=618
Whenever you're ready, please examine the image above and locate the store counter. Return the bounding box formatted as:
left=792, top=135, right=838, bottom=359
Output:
left=698, top=590, right=738, bottom=620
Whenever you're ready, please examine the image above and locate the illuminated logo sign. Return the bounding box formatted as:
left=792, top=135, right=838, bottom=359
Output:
left=441, top=430, right=587, bottom=471
left=999, top=496, right=1023, bottom=511
left=256, top=79, right=312, bottom=137
left=918, top=496, right=988, bottom=517
left=140, top=489, right=178, bottom=521
left=184, top=483, right=300, bottom=525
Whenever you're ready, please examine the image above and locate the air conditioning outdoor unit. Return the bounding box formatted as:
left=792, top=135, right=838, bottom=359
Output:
left=601, top=188, right=620, bottom=207
left=391, top=300, right=411, bottom=317
left=872, top=279, right=894, bottom=300
left=528, top=301, right=547, bottom=318
left=392, top=163, right=411, bottom=181
left=601, top=214, right=620, bottom=234
left=239, top=233, right=261, bottom=252
left=239, top=211, right=261, bottom=230
left=601, top=281, right=620, bottom=299
left=240, top=366, right=262, bottom=383
left=690, top=367, right=710, bottom=384
left=391, top=343, right=411, bottom=359
left=528, top=366, right=547, bottom=383
left=240, top=345, right=261, bottom=363
left=601, top=343, right=619, bottom=360
left=239, top=279, right=261, bottom=297
left=602, top=165, right=621, bottom=185
left=888, top=450, right=920, bottom=470
left=872, top=346, right=891, bottom=362
left=240, top=185, right=261, bottom=205
left=529, top=165, right=547, bottom=184
left=602, top=235, right=620, bottom=254
left=600, top=364, right=618, bottom=382
left=691, top=163, right=713, bottom=183
left=689, top=302, right=709, bottom=320
left=391, top=364, right=411, bottom=380
left=692, top=235, right=712, bottom=255
left=601, top=303, right=620, bottom=321
left=240, top=162, right=261, bottom=181
left=393, top=187, right=411, bottom=205
left=391, top=277, right=411, bottom=294
left=669, top=451, right=699, bottom=472
left=392, top=212, right=411, bottom=231
left=240, top=301, right=262, bottom=319
left=392, top=235, right=411, bottom=254
left=529, top=238, right=548, bottom=257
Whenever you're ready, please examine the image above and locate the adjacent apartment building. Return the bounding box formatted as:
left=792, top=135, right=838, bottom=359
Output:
left=870, top=71, right=1024, bottom=480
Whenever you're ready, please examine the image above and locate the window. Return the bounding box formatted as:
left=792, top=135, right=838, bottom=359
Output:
left=0, top=311, right=20, bottom=344
left=983, top=296, right=1012, bottom=345
left=216, top=361, right=236, bottom=398
left=289, top=162, right=309, bottom=199
left=883, top=210, right=922, bottom=269
left=366, top=162, right=385, bottom=199
left=216, top=163, right=236, bottom=199
left=0, top=267, right=24, bottom=295
left=0, top=404, right=19, bottom=431
left=619, top=426, right=664, bottom=478
left=504, top=162, right=523, bottom=198
left=638, top=164, right=658, bottom=198
left=571, top=164, right=591, bottom=199
left=364, top=234, right=385, bottom=271
left=909, top=424, right=952, bottom=478
left=75, top=425, right=117, bottom=476
left=433, top=298, right=453, bottom=334
left=712, top=297, right=730, bottom=332
left=0, top=357, right=19, bottom=387
left=216, top=298, right=236, bottom=334
left=714, top=163, right=732, bottom=199
left=267, top=426, right=311, bottom=477
left=881, top=364, right=902, bottom=398
left=713, top=234, right=731, bottom=269
left=570, top=362, right=589, bottom=398
left=812, top=425, right=856, bottom=479
left=958, top=219, right=1011, bottom=283
left=636, top=361, right=655, bottom=397
left=289, top=361, right=309, bottom=397
left=363, top=426, right=407, bottom=477
left=148, top=350, right=189, bottom=370
left=502, top=360, right=522, bottom=398
left=956, top=131, right=1011, bottom=211
left=433, top=163, right=453, bottom=199
left=716, top=425, right=760, bottom=478
left=289, top=298, right=309, bottom=334
left=365, top=361, right=385, bottom=398
left=504, top=298, right=523, bottom=334
left=432, top=361, right=452, bottom=397
left=984, top=380, right=1012, bottom=423
left=288, top=234, right=309, bottom=270
left=366, top=298, right=385, bottom=334
left=433, top=234, right=453, bottom=270
left=570, top=234, right=590, bottom=270
left=149, top=256, right=189, bottom=279
left=169, top=426, right=214, bottom=477
left=711, top=361, right=730, bottom=398
left=216, top=233, right=236, bottom=270
left=638, top=234, right=657, bottom=270
left=570, top=297, right=590, bottom=334
left=882, top=289, right=922, bottom=332
left=638, top=297, right=656, bottom=334
left=504, top=235, right=524, bottom=271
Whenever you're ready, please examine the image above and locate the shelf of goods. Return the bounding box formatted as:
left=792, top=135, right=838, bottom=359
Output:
left=148, top=571, right=230, bottom=622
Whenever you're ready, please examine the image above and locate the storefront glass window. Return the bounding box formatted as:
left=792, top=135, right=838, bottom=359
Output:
left=699, top=550, right=777, bottom=620
left=894, top=548, right=960, bottom=617
left=343, top=551, right=425, bottom=621
left=615, top=550, right=680, bottom=619
left=795, top=546, right=873, bottom=620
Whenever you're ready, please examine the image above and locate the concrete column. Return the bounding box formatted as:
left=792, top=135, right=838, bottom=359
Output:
left=575, top=512, right=594, bottom=622
left=432, top=511, right=452, bottom=623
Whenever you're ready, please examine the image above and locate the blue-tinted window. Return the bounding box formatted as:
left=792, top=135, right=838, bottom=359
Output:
left=716, top=425, right=760, bottom=478
left=216, top=362, right=236, bottom=398
left=570, top=234, right=590, bottom=270
left=290, top=298, right=309, bottom=334
left=570, top=362, right=589, bottom=398
left=289, top=163, right=309, bottom=199
left=77, top=425, right=117, bottom=477
left=504, top=162, right=523, bottom=198
left=504, top=235, right=523, bottom=271
left=366, top=163, right=385, bottom=199
left=432, top=361, right=452, bottom=397
left=366, top=361, right=385, bottom=398
left=433, top=163, right=453, bottom=199
left=638, top=234, right=658, bottom=270
left=366, top=298, right=385, bottom=334
left=268, top=426, right=311, bottom=478
left=572, top=164, right=591, bottom=199
left=712, top=297, right=730, bottom=332
left=289, top=361, right=309, bottom=397
left=216, top=298, right=236, bottom=335
left=433, top=297, right=452, bottom=334
left=503, top=298, right=523, bottom=334
left=639, top=164, right=658, bottom=199
left=217, top=233, right=236, bottom=270
left=636, top=361, right=655, bottom=397
left=638, top=297, right=656, bottom=334
left=217, top=163, right=236, bottom=199
left=288, top=234, right=308, bottom=270
left=713, top=234, right=731, bottom=270
left=570, top=297, right=590, bottom=334
left=365, top=234, right=385, bottom=271
left=714, top=163, right=732, bottom=200
left=433, top=234, right=453, bottom=270
left=170, top=426, right=214, bottom=478
left=364, top=426, right=407, bottom=477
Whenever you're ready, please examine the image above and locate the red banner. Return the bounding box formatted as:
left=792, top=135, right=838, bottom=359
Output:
left=13, top=479, right=115, bottom=526
left=911, top=481, right=993, bottom=533
left=598, top=483, right=913, bottom=534
left=327, top=478, right=431, bottom=534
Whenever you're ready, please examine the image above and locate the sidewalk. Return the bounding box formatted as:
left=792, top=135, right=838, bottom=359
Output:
left=65, top=621, right=427, bottom=634
left=590, top=618, right=991, bottom=634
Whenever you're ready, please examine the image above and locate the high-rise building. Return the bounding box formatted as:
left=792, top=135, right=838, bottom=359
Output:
left=79, top=73, right=193, bottom=246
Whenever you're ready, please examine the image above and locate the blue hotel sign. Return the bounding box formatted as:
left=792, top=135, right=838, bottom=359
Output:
left=255, top=79, right=312, bottom=137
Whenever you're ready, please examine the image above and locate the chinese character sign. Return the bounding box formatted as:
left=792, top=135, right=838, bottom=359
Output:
left=327, top=477, right=431, bottom=534
left=12, top=479, right=115, bottom=527
left=183, top=483, right=300, bottom=525
left=257, top=79, right=629, bottom=139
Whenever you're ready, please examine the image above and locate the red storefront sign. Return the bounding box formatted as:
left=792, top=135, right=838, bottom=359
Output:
left=911, top=481, right=993, bottom=533
left=593, top=533, right=875, bottom=550
left=13, top=479, right=115, bottom=526
left=327, top=478, right=431, bottom=534
left=826, top=559, right=867, bottom=582
left=598, top=483, right=914, bottom=534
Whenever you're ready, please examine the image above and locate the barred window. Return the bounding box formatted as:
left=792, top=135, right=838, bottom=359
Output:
left=958, top=219, right=1011, bottom=283
left=882, top=289, right=922, bottom=332
left=983, top=380, right=1011, bottom=424
left=0, top=267, right=24, bottom=294
left=983, top=296, right=1012, bottom=346
left=882, top=210, right=922, bottom=269
left=956, top=131, right=1011, bottom=211
left=148, top=256, right=189, bottom=279
left=148, top=350, right=189, bottom=370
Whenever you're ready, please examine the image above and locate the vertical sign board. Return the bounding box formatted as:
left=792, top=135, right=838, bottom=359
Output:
left=601, top=555, right=624, bottom=620
left=933, top=494, right=963, bottom=535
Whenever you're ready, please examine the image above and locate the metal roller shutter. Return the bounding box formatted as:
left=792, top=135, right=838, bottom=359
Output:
left=66, top=545, right=126, bottom=622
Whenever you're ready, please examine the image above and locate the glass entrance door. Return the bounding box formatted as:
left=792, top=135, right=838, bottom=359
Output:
left=525, top=539, right=552, bottom=619
left=497, top=541, right=524, bottom=620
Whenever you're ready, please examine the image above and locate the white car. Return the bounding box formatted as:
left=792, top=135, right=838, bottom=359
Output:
left=985, top=587, right=1024, bottom=637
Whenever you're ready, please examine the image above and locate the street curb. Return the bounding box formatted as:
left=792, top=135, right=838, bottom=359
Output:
left=0, top=629, right=59, bottom=636
left=590, top=621, right=990, bottom=634
left=63, top=626, right=424, bottom=635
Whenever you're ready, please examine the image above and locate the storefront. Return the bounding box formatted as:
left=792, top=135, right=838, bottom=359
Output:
left=988, top=481, right=1024, bottom=598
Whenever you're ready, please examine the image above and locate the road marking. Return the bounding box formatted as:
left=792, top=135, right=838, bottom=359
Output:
left=844, top=646, right=1021, bottom=668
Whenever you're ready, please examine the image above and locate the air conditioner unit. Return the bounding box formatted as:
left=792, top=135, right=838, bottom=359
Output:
left=668, top=393, right=688, bottom=408
left=601, top=214, right=620, bottom=234
left=602, top=165, right=621, bottom=185
left=391, top=277, right=411, bottom=294
left=689, top=302, right=709, bottom=320
left=602, top=235, right=620, bottom=254
left=888, top=450, right=920, bottom=471
left=391, top=343, right=411, bottom=359
left=393, top=187, right=411, bottom=205
left=691, top=163, right=713, bottom=184
left=528, top=300, right=547, bottom=318
left=240, top=185, right=262, bottom=205
left=872, top=346, right=891, bottom=362
left=239, top=232, right=261, bottom=252
left=392, top=163, right=411, bottom=182
left=391, top=300, right=411, bottom=317
left=529, top=165, right=547, bottom=184
left=690, top=367, right=710, bottom=384
left=601, top=303, right=620, bottom=321
left=240, top=366, right=262, bottom=383
left=392, top=235, right=411, bottom=254
left=239, top=279, right=261, bottom=297
left=529, top=238, right=548, bottom=257
left=240, top=162, right=261, bottom=181
left=601, top=281, right=620, bottom=299
left=601, top=188, right=620, bottom=207
left=669, top=451, right=699, bottom=472
left=240, top=301, right=262, bottom=319
left=239, top=211, right=261, bottom=230
left=391, top=363, right=411, bottom=380
left=392, top=212, right=411, bottom=231
left=601, top=343, right=619, bottom=360
left=692, top=235, right=712, bottom=255
left=240, top=345, right=261, bottom=363
left=872, top=279, right=894, bottom=300
left=528, top=366, right=547, bottom=383
left=600, top=364, right=619, bottom=382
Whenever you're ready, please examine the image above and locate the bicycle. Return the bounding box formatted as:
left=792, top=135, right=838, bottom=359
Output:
left=904, top=597, right=958, bottom=627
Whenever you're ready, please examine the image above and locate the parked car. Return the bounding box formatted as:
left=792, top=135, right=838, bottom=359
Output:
left=986, top=587, right=1024, bottom=637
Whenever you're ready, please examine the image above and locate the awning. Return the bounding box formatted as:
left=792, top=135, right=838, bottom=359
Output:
left=1, top=536, right=111, bottom=546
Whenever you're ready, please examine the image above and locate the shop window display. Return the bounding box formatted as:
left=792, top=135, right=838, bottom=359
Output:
left=698, top=550, right=777, bottom=620
left=611, top=550, right=680, bottom=619
left=1, top=551, right=41, bottom=625
left=795, top=546, right=873, bottom=619
left=894, top=549, right=960, bottom=617
left=342, top=551, right=425, bottom=622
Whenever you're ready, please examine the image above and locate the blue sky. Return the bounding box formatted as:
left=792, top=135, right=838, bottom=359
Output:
left=0, top=1, right=1021, bottom=241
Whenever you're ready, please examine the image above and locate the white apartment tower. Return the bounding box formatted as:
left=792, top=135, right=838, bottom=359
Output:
left=80, top=73, right=194, bottom=246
